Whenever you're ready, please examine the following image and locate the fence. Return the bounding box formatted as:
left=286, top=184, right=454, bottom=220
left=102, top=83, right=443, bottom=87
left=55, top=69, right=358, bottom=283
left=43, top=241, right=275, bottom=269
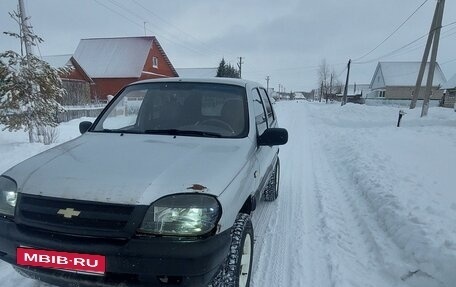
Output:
left=58, top=105, right=105, bottom=123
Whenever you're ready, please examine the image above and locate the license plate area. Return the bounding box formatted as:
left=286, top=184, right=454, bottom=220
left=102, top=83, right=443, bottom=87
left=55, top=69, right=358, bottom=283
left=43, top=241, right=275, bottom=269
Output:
left=17, top=247, right=106, bottom=275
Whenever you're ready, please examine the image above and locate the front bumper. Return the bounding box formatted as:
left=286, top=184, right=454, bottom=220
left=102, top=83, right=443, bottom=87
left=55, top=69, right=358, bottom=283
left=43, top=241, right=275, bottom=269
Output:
left=0, top=218, right=231, bottom=286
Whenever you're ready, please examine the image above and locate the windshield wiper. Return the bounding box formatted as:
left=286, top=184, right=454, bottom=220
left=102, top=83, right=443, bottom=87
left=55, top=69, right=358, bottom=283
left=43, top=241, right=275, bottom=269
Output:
left=144, top=129, right=222, bottom=138
left=98, top=129, right=142, bottom=134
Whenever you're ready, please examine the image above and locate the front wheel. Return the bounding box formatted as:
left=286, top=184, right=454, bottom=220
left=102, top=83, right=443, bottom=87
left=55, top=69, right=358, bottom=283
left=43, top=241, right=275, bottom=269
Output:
left=209, top=213, right=254, bottom=287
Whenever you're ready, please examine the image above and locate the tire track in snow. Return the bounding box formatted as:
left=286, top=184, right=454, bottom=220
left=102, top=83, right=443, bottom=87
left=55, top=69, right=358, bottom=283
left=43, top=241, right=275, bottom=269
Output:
left=252, top=103, right=332, bottom=287
left=305, top=102, right=417, bottom=287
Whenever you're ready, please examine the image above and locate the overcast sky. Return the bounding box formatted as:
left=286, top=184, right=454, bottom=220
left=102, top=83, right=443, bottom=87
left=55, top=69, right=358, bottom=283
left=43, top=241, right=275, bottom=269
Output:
left=1, top=0, right=455, bottom=92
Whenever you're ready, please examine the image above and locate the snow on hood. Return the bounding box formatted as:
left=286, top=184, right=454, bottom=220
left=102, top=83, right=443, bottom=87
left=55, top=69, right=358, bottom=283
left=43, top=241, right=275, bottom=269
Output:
left=4, top=133, right=252, bottom=205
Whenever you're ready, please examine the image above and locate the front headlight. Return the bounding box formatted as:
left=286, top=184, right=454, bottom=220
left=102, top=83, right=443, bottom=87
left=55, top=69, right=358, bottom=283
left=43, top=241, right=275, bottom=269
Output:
left=0, top=176, right=17, bottom=217
left=138, top=194, right=221, bottom=236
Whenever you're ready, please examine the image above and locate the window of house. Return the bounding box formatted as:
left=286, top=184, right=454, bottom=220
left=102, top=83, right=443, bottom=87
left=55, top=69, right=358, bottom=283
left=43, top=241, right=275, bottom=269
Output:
left=152, top=57, right=158, bottom=68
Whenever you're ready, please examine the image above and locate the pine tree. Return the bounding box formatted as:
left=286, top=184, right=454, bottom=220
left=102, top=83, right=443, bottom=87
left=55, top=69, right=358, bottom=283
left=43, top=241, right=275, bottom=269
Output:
left=216, top=58, right=240, bottom=78
left=0, top=10, right=68, bottom=143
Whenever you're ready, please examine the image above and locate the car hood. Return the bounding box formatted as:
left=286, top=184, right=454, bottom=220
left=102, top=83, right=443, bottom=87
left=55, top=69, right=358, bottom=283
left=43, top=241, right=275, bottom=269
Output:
left=4, top=133, right=254, bottom=205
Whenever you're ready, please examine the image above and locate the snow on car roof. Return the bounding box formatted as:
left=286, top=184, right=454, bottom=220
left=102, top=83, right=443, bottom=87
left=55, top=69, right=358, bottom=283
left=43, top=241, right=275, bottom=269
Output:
left=132, top=77, right=262, bottom=88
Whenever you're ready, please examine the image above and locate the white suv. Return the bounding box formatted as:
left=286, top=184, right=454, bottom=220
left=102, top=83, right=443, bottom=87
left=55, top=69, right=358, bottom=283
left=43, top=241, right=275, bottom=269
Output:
left=0, top=78, right=288, bottom=287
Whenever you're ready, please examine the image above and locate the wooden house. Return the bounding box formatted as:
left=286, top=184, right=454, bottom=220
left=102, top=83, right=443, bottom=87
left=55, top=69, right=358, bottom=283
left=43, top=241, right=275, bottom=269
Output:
left=72, top=36, right=178, bottom=101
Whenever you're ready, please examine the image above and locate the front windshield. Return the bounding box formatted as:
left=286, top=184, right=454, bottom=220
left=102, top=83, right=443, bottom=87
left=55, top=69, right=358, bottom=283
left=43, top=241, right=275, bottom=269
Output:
left=92, top=82, right=248, bottom=138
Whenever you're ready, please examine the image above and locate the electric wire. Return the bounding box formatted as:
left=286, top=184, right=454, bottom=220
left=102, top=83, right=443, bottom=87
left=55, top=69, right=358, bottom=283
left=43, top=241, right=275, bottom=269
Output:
left=353, top=0, right=430, bottom=62
left=92, top=0, right=209, bottom=57
left=353, top=20, right=456, bottom=65
left=131, top=0, right=228, bottom=57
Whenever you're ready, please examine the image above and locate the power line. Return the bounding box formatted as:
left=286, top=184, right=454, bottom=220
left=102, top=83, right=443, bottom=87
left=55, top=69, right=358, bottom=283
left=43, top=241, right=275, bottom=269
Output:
left=108, top=0, right=216, bottom=56
left=92, top=0, right=209, bottom=57
left=354, top=0, right=430, bottom=61
left=131, top=0, right=228, bottom=57
left=107, top=0, right=214, bottom=56
left=353, top=20, right=456, bottom=65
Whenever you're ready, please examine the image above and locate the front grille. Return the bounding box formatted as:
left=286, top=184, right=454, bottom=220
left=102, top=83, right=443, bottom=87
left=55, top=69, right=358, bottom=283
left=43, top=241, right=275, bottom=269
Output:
left=17, top=194, right=144, bottom=238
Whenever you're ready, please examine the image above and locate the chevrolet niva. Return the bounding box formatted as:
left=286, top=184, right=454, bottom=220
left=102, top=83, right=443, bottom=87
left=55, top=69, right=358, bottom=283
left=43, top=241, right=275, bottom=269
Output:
left=0, top=78, right=288, bottom=287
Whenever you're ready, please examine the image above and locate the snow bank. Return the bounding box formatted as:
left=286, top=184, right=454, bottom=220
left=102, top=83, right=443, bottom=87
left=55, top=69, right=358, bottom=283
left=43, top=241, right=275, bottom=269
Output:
left=306, top=102, right=456, bottom=286
left=0, top=117, right=94, bottom=174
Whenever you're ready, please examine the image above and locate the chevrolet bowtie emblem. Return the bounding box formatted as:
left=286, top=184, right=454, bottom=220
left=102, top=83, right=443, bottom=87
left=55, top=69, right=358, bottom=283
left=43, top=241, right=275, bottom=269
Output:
left=57, top=208, right=81, bottom=219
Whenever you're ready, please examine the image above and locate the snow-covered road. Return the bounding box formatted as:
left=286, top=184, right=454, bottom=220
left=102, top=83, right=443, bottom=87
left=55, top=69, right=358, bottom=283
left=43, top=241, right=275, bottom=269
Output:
left=251, top=102, right=422, bottom=287
left=1, top=102, right=454, bottom=287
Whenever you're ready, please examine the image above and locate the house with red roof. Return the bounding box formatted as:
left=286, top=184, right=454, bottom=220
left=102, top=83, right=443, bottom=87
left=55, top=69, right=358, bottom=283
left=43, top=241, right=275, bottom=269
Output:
left=71, top=36, right=178, bottom=101
left=42, top=54, right=94, bottom=105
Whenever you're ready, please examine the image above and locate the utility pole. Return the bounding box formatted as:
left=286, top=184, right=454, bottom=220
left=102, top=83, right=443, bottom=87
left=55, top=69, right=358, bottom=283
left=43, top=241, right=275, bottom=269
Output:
left=410, top=0, right=442, bottom=109
left=341, top=59, right=351, bottom=106
left=18, top=0, right=33, bottom=56
left=265, top=76, right=270, bottom=92
left=237, top=57, right=244, bottom=78
left=143, top=22, right=148, bottom=36
left=422, top=0, right=445, bottom=117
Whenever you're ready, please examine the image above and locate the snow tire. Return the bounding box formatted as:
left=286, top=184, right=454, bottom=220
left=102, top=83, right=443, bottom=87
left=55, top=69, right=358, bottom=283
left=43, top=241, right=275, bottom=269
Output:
left=209, top=213, right=254, bottom=287
left=263, top=158, right=280, bottom=202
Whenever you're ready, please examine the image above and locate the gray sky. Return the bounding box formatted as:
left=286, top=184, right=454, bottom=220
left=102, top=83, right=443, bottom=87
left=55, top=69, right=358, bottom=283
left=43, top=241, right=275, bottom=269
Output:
left=1, top=0, right=456, bottom=92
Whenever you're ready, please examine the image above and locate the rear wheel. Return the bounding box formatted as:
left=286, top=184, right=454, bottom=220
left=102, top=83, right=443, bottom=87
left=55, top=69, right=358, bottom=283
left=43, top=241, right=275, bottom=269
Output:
left=209, top=213, right=254, bottom=287
left=263, top=158, right=280, bottom=201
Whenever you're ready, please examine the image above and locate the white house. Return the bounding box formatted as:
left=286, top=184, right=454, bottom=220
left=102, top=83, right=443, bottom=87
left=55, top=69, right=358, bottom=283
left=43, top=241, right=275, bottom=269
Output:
left=367, top=62, right=446, bottom=106
left=441, top=73, right=456, bottom=109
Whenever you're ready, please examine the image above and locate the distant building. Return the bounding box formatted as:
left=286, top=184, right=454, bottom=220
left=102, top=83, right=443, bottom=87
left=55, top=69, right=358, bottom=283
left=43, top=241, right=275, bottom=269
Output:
left=294, top=92, right=306, bottom=100
left=41, top=54, right=93, bottom=105
left=367, top=62, right=446, bottom=106
left=175, top=67, right=218, bottom=78
left=335, top=84, right=370, bottom=104
left=441, top=73, right=456, bottom=109
left=72, top=36, right=178, bottom=101
left=344, top=84, right=371, bottom=97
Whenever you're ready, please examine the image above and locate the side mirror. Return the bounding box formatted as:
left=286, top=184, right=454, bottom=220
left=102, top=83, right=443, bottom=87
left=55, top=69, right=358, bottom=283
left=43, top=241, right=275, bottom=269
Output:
left=79, top=121, right=92, bottom=134
left=258, top=128, right=288, bottom=146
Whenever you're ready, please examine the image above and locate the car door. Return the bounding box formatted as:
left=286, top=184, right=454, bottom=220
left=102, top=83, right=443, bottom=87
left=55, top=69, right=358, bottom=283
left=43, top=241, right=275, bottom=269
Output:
left=258, top=87, right=279, bottom=179
left=251, top=88, right=276, bottom=197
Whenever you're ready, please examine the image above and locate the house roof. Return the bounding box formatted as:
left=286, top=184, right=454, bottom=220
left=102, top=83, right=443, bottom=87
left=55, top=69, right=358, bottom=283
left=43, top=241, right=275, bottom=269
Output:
left=442, top=73, right=456, bottom=90
left=41, top=54, right=93, bottom=83
left=175, top=67, right=218, bottom=78
left=41, top=54, right=72, bottom=68
left=370, top=62, right=446, bottom=88
left=73, top=36, right=177, bottom=78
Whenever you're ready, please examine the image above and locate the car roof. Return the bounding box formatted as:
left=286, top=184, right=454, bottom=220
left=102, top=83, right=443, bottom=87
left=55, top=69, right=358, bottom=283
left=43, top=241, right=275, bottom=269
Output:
left=132, top=77, right=263, bottom=89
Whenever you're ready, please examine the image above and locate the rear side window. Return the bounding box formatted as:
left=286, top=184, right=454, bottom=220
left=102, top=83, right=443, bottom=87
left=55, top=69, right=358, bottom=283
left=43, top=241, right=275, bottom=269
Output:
left=259, top=88, right=274, bottom=125
left=251, top=89, right=267, bottom=135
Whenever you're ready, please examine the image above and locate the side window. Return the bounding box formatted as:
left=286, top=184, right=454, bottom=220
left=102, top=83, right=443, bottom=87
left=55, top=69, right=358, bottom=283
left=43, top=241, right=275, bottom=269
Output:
left=102, top=89, right=146, bottom=130
left=259, top=88, right=274, bottom=125
left=251, top=89, right=267, bottom=135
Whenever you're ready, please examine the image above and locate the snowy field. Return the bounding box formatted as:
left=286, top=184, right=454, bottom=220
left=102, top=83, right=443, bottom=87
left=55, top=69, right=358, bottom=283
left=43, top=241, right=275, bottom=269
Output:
left=0, top=102, right=455, bottom=287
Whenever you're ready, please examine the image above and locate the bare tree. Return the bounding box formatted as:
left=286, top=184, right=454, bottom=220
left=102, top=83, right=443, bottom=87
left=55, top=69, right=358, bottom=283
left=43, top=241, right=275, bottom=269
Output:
left=318, top=59, right=330, bottom=102
left=318, top=60, right=342, bottom=103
